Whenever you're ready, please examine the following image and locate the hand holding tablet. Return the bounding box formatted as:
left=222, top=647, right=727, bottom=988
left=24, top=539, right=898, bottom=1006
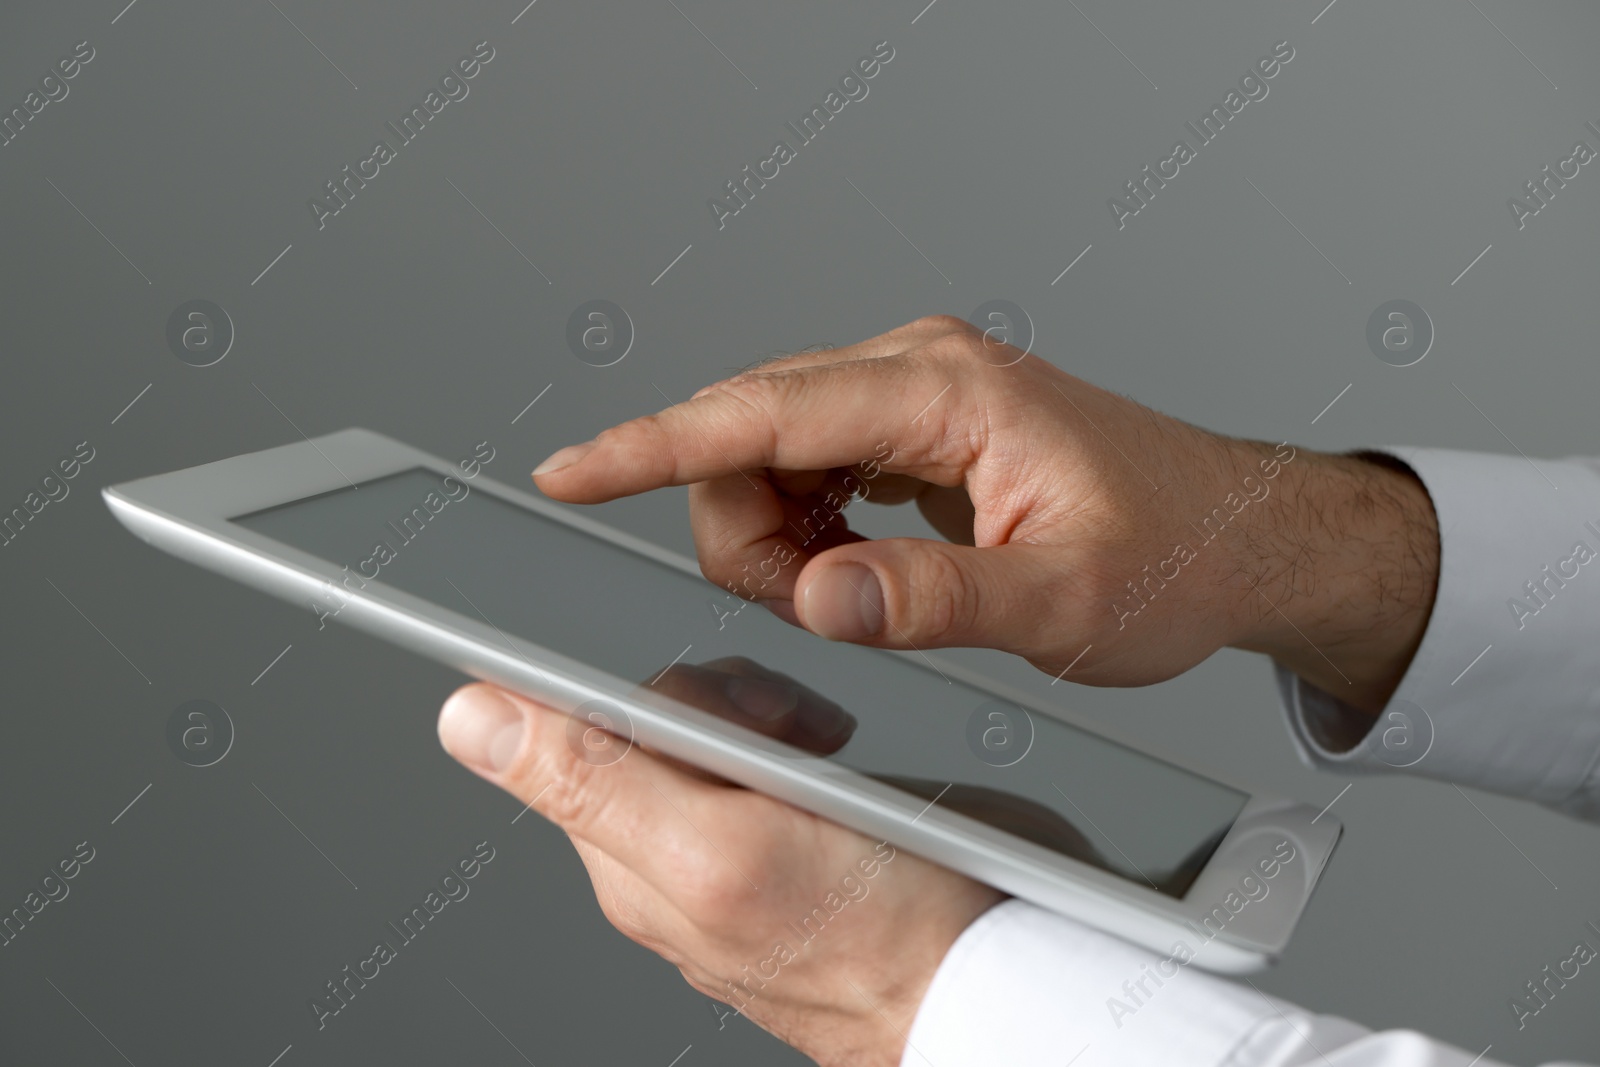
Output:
left=105, top=314, right=1448, bottom=1064
left=438, top=677, right=1003, bottom=1067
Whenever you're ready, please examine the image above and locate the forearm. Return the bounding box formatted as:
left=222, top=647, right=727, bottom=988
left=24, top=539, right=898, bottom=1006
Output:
left=1223, top=442, right=1441, bottom=718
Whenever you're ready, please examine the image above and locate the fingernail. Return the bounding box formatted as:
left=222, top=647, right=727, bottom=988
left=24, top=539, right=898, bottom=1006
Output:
left=533, top=441, right=596, bottom=476
left=724, top=676, right=801, bottom=721
left=803, top=563, right=884, bottom=641
left=439, top=687, right=525, bottom=773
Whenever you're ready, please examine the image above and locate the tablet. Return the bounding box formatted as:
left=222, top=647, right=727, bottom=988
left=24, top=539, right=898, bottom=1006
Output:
left=104, top=428, right=1339, bottom=972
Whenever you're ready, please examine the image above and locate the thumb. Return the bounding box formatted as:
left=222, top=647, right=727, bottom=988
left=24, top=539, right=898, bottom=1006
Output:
left=792, top=538, right=1061, bottom=652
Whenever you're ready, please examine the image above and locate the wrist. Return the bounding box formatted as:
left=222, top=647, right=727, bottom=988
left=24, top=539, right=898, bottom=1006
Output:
left=1224, top=443, right=1440, bottom=714
left=802, top=884, right=1006, bottom=1067
left=794, top=962, right=937, bottom=1067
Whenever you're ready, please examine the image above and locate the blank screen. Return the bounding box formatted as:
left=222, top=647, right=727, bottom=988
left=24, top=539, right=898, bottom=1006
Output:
left=236, top=468, right=1247, bottom=897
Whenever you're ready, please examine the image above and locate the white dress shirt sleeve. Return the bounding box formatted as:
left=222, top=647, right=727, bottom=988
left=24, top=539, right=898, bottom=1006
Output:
left=1277, top=447, right=1600, bottom=820
left=902, top=448, right=1600, bottom=1067
left=902, top=898, right=1536, bottom=1067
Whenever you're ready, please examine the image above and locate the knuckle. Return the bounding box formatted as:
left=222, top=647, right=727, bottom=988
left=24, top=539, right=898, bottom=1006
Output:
left=520, top=725, right=602, bottom=828
left=924, top=327, right=986, bottom=365
left=911, top=313, right=973, bottom=338
left=677, top=848, right=768, bottom=923
left=539, top=768, right=596, bottom=828
left=679, top=862, right=755, bottom=920
left=713, top=369, right=785, bottom=412
left=695, top=376, right=782, bottom=448
left=697, top=535, right=776, bottom=597
left=594, top=885, right=656, bottom=945
left=907, top=549, right=979, bottom=643
left=743, top=344, right=833, bottom=373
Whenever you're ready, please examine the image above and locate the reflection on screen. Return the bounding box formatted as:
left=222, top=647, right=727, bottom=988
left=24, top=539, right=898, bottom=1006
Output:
left=236, top=469, right=1247, bottom=897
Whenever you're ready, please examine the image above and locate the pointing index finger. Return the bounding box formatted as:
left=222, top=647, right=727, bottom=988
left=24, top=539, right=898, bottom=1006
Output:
left=533, top=354, right=972, bottom=503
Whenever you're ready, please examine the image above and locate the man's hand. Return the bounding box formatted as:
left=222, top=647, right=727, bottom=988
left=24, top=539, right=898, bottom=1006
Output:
left=533, top=315, right=1440, bottom=714
left=437, top=673, right=1003, bottom=1067
left=447, top=316, right=1444, bottom=1063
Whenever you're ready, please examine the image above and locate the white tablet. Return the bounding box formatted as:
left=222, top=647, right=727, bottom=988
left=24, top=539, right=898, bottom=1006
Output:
left=104, top=428, right=1339, bottom=973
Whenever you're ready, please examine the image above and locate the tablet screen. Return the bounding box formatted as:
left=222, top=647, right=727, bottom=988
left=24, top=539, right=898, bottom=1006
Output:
left=236, top=467, right=1248, bottom=897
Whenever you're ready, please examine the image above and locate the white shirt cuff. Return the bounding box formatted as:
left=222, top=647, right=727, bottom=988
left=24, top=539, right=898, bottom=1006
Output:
left=1276, top=447, right=1600, bottom=818
left=900, top=900, right=1534, bottom=1067
left=900, top=899, right=1290, bottom=1067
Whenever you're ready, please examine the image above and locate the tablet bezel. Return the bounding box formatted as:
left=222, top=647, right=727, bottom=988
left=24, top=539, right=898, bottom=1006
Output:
left=103, top=428, right=1340, bottom=972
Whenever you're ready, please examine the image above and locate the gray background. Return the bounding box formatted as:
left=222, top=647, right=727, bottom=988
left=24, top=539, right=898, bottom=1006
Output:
left=2, top=0, right=1598, bottom=1064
